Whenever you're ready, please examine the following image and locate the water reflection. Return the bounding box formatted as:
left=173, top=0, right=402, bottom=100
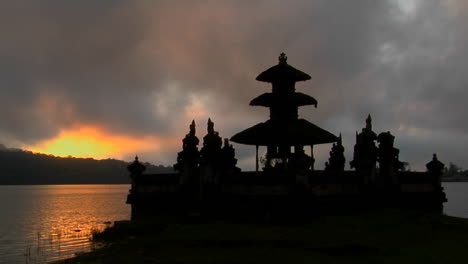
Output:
left=442, top=182, right=468, bottom=219
left=0, top=183, right=465, bottom=263
left=0, top=185, right=130, bottom=264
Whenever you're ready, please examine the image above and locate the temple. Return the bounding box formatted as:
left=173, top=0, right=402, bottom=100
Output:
left=126, top=54, right=447, bottom=220
left=231, top=53, right=337, bottom=171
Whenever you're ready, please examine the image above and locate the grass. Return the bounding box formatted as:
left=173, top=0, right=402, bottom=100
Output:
left=58, top=209, right=468, bottom=263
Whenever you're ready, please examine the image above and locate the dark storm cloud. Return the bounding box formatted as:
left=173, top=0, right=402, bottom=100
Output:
left=0, top=1, right=162, bottom=140
left=0, top=0, right=466, bottom=169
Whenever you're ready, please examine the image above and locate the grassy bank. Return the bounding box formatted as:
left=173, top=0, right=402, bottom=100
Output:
left=59, top=210, right=468, bottom=263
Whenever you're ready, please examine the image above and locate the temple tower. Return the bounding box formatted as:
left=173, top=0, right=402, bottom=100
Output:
left=231, top=53, right=337, bottom=171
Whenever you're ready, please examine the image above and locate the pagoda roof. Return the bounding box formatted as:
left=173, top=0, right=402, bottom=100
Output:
left=250, top=92, right=318, bottom=108
left=256, top=53, right=311, bottom=83
left=230, top=119, right=337, bottom=146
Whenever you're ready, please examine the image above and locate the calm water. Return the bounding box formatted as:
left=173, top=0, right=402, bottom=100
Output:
left=0, top=183, right=466, bottom=263
left=443, top=182, right=468, bottom=218
left=0, top=185, right=130, bottom=264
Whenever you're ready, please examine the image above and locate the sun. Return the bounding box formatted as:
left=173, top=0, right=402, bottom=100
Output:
left=27, top=125, right=163, bottom=160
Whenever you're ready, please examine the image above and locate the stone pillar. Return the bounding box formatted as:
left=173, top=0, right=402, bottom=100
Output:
left=426, top=153, right=447, bottom=212
left=351, top=115, right=377, bottom=189
left=377, top=131, right=403, bottom=192
left=426, top=153, right=444, bottom=183
left=199, top=119, right=223, bottom=214
left=126, top=156, right=146, bottom=220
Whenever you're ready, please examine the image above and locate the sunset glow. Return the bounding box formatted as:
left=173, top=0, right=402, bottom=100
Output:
left=27, top=125, right=175, bottom=160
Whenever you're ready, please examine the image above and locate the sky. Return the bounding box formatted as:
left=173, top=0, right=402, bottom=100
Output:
left=0, top=0, right=467, bottom=171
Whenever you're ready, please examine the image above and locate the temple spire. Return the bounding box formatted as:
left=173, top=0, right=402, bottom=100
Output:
left=190, top=120, right=196, bottom=135
left=207, top=118, right=214, bottom=134
left=366, top=114, right=372, bottom=131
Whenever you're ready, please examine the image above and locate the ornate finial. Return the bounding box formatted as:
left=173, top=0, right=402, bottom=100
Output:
left=207, top=118, right=214, bottom=134
left=189, top=120, right=196, bottom=135
left=338, top=133, right=342, bottom=144
left=278, top=52, right=288, bottom=65
left=426, top=153, right=444, bottom=173
left=128, top=155, right=146, bottom=175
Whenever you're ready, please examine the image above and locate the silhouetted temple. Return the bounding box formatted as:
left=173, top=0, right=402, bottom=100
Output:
left=127, top=54, right=447, bottom=220
left=231, top=53, right=337, bottom=171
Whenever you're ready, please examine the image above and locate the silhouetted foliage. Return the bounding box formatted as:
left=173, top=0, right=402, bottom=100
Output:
left=442, top=162, right=468, bottom=178
left=325, top=134, right=345, bottom=172
left=219, top=138, right=240, bottom=173
left=401, top=161, right=411, bottom=172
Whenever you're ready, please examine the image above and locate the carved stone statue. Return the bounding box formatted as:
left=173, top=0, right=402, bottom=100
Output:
left=325, top=134, right=345, bottom=172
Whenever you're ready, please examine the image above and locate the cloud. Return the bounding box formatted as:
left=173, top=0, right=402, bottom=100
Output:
left=0, top=1, right=466, bottom=170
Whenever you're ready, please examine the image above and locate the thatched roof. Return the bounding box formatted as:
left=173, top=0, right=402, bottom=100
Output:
left=250, top=92, right=318, bottom=108
left=256, top=63, right=311, bottom=83
left=256, top=54, right=311, bottom=83
left=230, top=119, right=337, bottom=146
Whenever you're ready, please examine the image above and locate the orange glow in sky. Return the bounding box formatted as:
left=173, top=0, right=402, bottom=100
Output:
left=27, top=125, right=175, bottom=160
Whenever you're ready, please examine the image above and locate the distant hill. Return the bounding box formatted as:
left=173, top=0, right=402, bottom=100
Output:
left=0, top=146, right=174, bottom=185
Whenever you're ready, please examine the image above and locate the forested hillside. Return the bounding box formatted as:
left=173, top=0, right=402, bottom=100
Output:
left=0, top=146, right=173, bottom=184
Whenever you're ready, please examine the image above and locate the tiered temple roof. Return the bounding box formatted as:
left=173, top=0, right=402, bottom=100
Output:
left=231, top=53, right=337, bottom=147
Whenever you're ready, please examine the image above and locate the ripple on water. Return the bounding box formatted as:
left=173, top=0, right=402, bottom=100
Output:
left=0, top=184, right=130, bottom=264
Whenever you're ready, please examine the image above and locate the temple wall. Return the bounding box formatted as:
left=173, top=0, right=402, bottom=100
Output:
left=127, top=169, right=446, bottom=218
left=128, top=170, right=443, bottom=197
left=134, top=184, right=179, bottom=193
left=400, top=184, right=436, bottom=193
left=223, top=185, right=289, bottom=196
left=310, top=184, right=361, bottom=196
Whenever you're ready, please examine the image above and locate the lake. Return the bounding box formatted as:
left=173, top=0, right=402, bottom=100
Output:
left=0, top=185, right=130, bottom=264
left=442, top=182, right=468, bottom=219
left=0, top=183, right=466, bottom=263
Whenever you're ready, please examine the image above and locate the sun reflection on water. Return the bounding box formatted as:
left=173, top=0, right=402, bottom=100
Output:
left=0, top=185, right=130, bottom=264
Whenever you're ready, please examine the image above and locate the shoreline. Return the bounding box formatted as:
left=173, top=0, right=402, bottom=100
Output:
left=0, top=180, right=463, bottom=186
left=58, top=209, right=468, bottom=264
left=442, top=179, right=468, bottom=182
